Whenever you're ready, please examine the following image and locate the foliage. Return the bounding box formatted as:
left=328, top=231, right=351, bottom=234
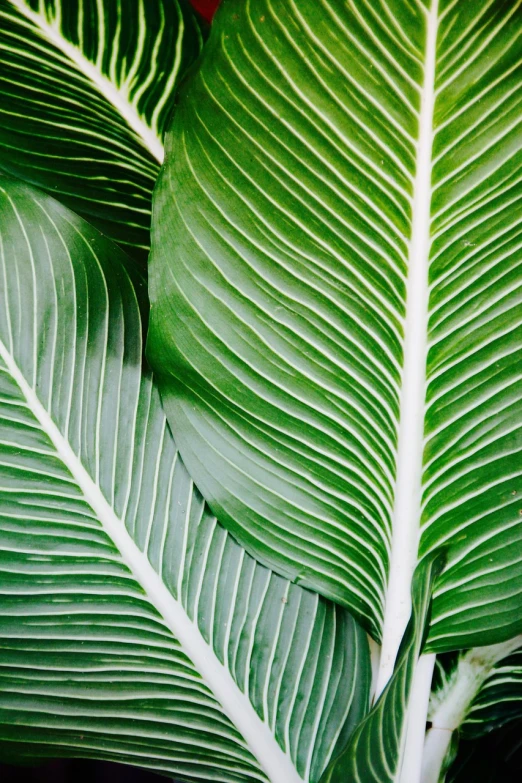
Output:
left=0, top=2, right=521, bottom=783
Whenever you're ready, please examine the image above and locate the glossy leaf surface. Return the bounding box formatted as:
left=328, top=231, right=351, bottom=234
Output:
left=149, top=0, right=522, bottom=652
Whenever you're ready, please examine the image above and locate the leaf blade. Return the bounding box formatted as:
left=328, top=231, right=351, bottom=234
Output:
left=148, top=0, right=427, bottom=639
left=420, top=0, right=522, bottom=651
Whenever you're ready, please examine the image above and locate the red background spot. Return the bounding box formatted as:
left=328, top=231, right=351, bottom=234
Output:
left=189, top=0, right=221, bottom=23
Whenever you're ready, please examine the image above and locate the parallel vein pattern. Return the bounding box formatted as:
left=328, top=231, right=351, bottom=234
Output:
left=0, top=557, right=263, bottom=783
left=0, top=0, right=202, bottom=258
left=149, top=0, right=429, bottom=640
left=0, top=176, right=370, bottom=783
left=421, top=0, right=522, bottom=651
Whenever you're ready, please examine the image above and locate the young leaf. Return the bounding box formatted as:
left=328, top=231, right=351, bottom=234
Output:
left=0, top=175, right=370, bottom=783
left=0, top=0, right=203, bottom=259
left=320, top=554, right=444, bottom=783
left=148, top=0, right=522, bottom=665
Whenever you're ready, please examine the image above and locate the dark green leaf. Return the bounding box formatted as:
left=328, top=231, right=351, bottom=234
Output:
left=148, top=0, right=522, bottom=658
left=0, top=0, right=203, bottom=260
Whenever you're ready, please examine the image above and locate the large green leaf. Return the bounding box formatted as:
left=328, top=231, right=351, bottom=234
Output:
left=0, top=0, right=202, bottom=260
left=148, top=0, right=522, bottom=664
left=0, top=175, right=371, bottom=783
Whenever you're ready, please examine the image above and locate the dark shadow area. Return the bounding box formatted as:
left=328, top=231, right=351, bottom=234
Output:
left=447, top=719, right=522, bottom=783
left=0, top=760, right=163, bottom=783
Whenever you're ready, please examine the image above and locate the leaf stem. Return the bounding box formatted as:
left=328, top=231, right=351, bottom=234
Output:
left=399, top=653, right=436, bottom=783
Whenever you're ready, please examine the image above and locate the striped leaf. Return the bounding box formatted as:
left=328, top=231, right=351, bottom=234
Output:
left=0, top=0, right=202, bottom=260
left=147, top=0, right=522, bottom=671
left=0, top=175, right=371, bottom=783
left=320, top=555, right=444, bottom=783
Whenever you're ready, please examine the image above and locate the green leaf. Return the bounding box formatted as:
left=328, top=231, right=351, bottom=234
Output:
left=148, top=0, right=522, bottom=659
left=0, top=0, right=203, bottom=260
left=320, top=554, right=444, bottom=783
left=0, top=174, right=370, bottom=783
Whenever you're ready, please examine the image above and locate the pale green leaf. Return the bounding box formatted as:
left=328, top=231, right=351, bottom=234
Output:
left=0, top=0, right=203, bottom=260
left=0, top=175, right=370, bottom=783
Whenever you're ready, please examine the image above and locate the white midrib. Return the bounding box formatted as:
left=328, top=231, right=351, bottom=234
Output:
left=375, top=0, right=439, bottom=699
left=9, top=0, right=164, bottom=163
left=0, top=338, right=303, bottom=783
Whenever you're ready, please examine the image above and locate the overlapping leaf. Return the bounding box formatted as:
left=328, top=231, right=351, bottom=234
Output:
left=148, top=0, right=522, bottom=651
left=0, top=175, right=370, bottom=783
left=0, top=0, right=202, bottom=259
left=461, top=648, right=522, bottom=738
left=424, top=638, right=522, bottom=783
left=149, top=0, right=422, bottom=641
left=429, top=645, right=522, bottom=743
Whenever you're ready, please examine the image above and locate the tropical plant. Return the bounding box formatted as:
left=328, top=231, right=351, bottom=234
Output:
left=0, top=1, right=520, bottom=783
